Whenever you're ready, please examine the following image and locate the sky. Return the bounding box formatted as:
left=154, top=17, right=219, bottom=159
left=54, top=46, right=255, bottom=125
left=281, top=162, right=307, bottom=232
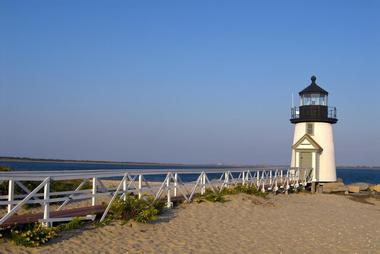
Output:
left=0, top=1, right=379, bottom=166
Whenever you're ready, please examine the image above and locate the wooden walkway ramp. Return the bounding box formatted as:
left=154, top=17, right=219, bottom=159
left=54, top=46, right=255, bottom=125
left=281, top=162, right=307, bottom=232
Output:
left=1, top=196, right=187, bottom=227
left=1, top=205, right=105, bottom=227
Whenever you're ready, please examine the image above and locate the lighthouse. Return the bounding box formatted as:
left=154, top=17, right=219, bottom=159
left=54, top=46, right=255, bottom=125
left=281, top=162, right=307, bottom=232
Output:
left=290, top=76, right=338, bottom=183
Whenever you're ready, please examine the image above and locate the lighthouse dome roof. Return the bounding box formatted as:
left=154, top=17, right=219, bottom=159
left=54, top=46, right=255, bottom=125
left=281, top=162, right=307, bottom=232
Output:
left=299, top=76, right=328, bottom=95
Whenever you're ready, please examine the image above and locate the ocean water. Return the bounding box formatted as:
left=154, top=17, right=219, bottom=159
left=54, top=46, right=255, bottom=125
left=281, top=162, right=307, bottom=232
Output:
left=0, top=161, right=379, bottom=184
left=336, top=168, right=380, bottom=184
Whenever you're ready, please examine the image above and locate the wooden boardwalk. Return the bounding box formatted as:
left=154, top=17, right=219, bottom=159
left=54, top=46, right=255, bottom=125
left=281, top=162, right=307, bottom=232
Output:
left=0, top=196, right=188, bottom=227
left=1, top=205, right=105, bottom=227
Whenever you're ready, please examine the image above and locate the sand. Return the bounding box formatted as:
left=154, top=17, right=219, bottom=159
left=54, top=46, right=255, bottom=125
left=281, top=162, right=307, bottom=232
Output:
left=1, top=193, right=379, bottom=254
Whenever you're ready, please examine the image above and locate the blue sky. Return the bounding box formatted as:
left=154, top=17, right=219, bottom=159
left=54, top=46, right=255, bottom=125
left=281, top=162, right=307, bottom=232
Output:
left=0, top=1, right=379, bottom=165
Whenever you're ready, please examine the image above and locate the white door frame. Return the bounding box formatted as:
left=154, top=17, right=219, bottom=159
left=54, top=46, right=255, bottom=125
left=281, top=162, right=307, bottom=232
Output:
left=294, top=149, right=319, bottom=182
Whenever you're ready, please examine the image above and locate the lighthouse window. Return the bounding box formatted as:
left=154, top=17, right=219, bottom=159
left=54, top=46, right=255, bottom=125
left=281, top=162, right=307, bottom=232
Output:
left=301, top=96, right=311, bottom=106
left=301, top=94, right=327, bottom=106
left=306, top=123, right=314, bottom=135
left=311, top=94, right=319, bottom=105
left=320, top=95, right=327, bottom=105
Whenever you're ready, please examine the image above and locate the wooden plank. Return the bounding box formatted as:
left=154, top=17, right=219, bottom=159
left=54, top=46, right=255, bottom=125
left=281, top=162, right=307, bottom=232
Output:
left=0, top=195, right=187, bottom=228
left=1, top=205, right=105, bottom=227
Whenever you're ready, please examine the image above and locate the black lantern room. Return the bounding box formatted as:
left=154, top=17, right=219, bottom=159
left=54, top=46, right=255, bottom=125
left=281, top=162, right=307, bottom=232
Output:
left=290, top=76, right=337, bottom=124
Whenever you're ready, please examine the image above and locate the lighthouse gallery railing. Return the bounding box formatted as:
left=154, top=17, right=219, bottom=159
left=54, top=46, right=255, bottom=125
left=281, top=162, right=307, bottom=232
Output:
left=291, top=106, right=337, bottom=120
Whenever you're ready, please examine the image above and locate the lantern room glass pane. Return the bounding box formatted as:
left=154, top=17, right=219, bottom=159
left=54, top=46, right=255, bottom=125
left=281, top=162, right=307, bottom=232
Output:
left=301, top=94, right=327, bottom=106
left=301, top=96, right=310, bottom=106
left=311, top=94, right=320, bottom=105
left=319, top=95, right=327, bottom=105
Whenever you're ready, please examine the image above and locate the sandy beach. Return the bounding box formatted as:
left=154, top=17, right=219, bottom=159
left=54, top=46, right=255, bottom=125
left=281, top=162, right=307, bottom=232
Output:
left=1, top=192, right=379, bottom=254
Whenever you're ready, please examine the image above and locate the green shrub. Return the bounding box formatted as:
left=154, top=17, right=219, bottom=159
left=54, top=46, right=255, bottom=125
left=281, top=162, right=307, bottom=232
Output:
left=194, top=184, right=267, bottom=203
left=0, top=217, right=87, bottom=247
left=203, top=189, right=226, bottom=202
left=10, top=223, right=58, bottom=247
left=0, top=182, right=8, bottom=196
left=56, top=217, right=84, bottom=231
left=109, top=194, right=165, bottom=223
left=0, top=166, right=11, bottom=171
left=17, top=179, right=91, bottom=194
left=194, top=189, right=226, bottom=203
left=0, top=166, right=11, bottom=195
left=51, top=180, right=91, bottom=192
left=134, top=206, right=160, bottom=223
left=0, top=178, right=92, bottom=203
left=0, top=179, right=92, bottom=197
left=219, top=187, right=237, bottom=195
left=233, top=184, right=268, bottom=198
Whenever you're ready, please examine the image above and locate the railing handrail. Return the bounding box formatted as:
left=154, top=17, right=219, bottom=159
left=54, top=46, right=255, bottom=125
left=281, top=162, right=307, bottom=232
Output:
left=0, top=167, right=295, bottom=181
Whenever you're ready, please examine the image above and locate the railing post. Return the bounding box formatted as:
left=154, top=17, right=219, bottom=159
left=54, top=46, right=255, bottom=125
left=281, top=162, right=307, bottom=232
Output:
left=256, top=171, right=260, bottom=186
left=269, top=170, right=272, bottom=185
left=224, top=171, right=229, bottom=188
left=138, top=175, right=142, bottom=199
left=43, top=177, right=51, bottom=227
left=261, top=176, right=266, bottom=193
left=122, top=176, right=127, bottom=201
left=92, top=177, right=97, bottom=206
left=260, top=170, right=266, bottom=193
left=311, top=182, right=316, bottom=194
left=201, top=172, right=206, bottom=195
left=174, top=173, right=178, bottom=197
left=7, top=180, right=14, bottom=213
left=166, top=173, right=172, bottom=208
left=242, top=171, right=246, bottom=186
left=285, top=170, right=290, bottom=194
left=273, top=170, right=279, bottom=192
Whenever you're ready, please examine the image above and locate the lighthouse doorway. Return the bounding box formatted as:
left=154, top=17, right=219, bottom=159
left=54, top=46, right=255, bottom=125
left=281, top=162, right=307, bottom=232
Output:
left=300, top=152, right=312, bottom=169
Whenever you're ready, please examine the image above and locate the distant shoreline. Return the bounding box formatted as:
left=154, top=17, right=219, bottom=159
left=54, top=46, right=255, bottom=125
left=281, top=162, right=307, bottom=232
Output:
left=0, top=156, right=183, bottom=166
left=337, top=166, right=380, bottom=170
left=0, top=156, right=379, bottom=169
left=0, top=156, right=254, bottom=168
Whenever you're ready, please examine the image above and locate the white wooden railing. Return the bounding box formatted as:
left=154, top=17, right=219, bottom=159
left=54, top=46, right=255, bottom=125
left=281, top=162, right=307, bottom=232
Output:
left=0, top=167, right=313, bottom=227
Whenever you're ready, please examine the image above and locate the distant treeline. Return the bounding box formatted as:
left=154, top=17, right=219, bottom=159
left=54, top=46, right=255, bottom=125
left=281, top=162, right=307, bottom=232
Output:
left=337, top=166, right=380, bottom=169
left=1, top=156, right=378, bottom=169
left=0, top=156, right=182, bottom=165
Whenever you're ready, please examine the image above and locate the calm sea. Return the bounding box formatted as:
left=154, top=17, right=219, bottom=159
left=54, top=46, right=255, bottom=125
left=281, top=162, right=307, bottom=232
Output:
left=0, top=161, right=379, bottom=184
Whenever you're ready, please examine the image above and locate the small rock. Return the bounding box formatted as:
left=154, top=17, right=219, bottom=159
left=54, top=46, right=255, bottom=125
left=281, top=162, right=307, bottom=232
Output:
left=349, top=182, right=369, bottom=191
left=321, top=182, right=348, bottom=193
left=369, top=184, right=380, bottom=192
left=348, top=185, right=360, bottom=193
left=336, top=178, right=344, bottom=183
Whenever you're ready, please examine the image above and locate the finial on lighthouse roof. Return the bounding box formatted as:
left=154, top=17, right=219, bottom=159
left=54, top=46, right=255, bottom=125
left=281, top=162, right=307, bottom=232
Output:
left=299, top=75, right=328, bottom=95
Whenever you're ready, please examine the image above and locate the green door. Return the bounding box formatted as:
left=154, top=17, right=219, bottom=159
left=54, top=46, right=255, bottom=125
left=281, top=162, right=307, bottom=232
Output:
left=300, top=152, right=312, bottom=168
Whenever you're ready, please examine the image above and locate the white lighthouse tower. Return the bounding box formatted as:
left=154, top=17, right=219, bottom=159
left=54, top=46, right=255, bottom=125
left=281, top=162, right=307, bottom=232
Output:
left=290, top=76, right=338, bottom=182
